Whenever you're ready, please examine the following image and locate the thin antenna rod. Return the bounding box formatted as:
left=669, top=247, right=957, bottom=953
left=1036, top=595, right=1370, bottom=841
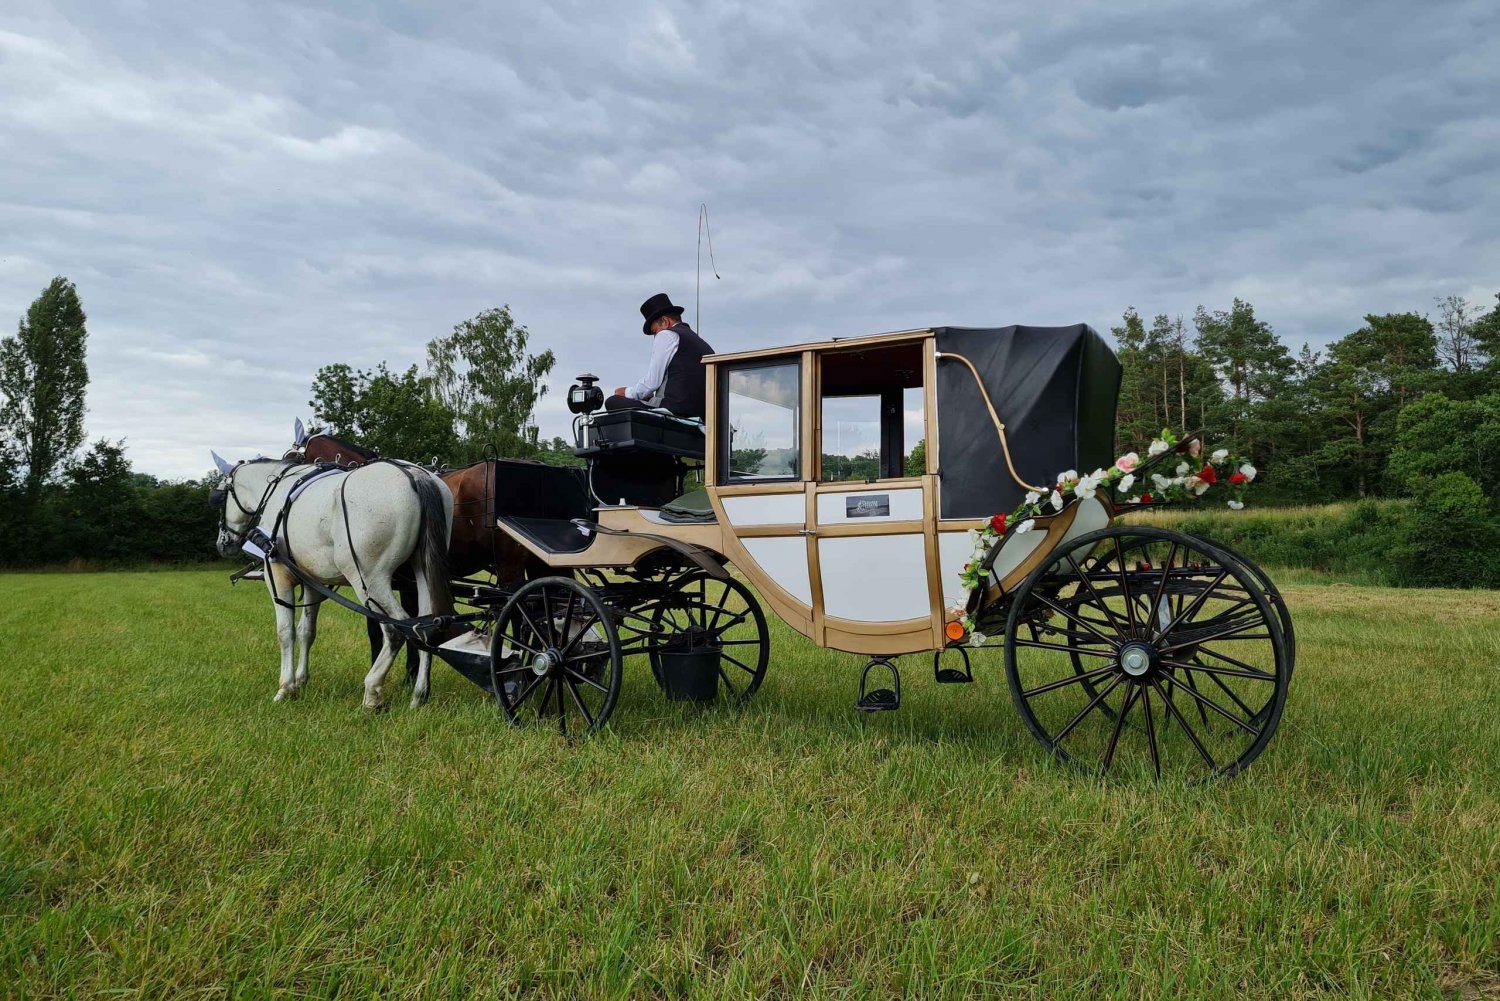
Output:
left=696, top=203, right=720, bottom=330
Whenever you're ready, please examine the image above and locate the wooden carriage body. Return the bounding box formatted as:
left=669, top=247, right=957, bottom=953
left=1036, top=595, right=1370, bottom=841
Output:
left=493, top=324, right=1122, bottom=656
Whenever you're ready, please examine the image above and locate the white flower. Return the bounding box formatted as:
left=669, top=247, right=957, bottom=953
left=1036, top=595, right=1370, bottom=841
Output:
left=1175, top=462, right=1190, bottom=477
left=1127, top=495, right=1142, bottom=504
left=1151, top=473, right=1171, bottom=491
left=1148, top=439, right=1169, bottom=456
left=1212, top=448, right=1229, bottom=462
left=1056, top=469, right=1078, bottom=486
left=1227, top=500, right=1244, bottom=510
left=1118, top=473, right=1135, bottom=492
left=1049, top=490, right=1064, bottom=511
left=1014, top=518, right=1036, bottom=535
left=1075, top=470, right=1104, bottom=500
left=967, top=528, right=981, bottom=546
left=1192, top=478, right=1211, bottom=496
left=1239, top=463, right=1258, bottom=482
left=969, top=630, right=987, bottom=648
left=1024, top=490, right=1040, bottom=506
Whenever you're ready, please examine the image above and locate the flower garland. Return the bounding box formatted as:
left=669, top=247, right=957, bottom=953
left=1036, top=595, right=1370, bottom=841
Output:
left=950, top=429, right=1257, bottom=645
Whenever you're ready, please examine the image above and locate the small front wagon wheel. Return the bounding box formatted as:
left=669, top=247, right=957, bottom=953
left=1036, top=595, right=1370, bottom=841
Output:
left=1004, top=526, right=1289, bottom=782
left=491, top=576, right=622, bottom=735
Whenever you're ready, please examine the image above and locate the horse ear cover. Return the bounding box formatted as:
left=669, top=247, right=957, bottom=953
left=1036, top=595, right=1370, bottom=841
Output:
left=211, top=451, right=233, bottom=475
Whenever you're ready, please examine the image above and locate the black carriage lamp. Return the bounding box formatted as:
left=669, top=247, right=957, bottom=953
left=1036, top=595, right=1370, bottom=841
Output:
left=567, top=373, right=605, bottom=415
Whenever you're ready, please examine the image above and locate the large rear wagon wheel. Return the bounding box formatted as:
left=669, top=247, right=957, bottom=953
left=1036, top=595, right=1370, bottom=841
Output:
left=1004, top=526, right=1289, bottom=782
left=490, top=576, right=622, bottom=736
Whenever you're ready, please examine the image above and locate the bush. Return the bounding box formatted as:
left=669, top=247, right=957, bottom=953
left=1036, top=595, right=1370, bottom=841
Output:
left=1389, top=472, right=1500, bottom=589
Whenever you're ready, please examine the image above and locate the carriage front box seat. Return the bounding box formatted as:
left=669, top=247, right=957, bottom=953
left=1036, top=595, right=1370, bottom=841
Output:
left=490, top=459, right=597, bottom=555
left=576, top=410, right=706, bottom=461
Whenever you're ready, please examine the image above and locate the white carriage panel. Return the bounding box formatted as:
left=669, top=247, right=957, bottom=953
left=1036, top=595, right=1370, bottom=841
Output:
left=989, top=530, right=1046, bottom=585
left=937, top=531, right=982, bottom=608
left=815, top=488, right=923, bottom=525
left=819, top=534, right=929, bottom=622
left=741, top=537, right=813, bottom=607
left=723, top=493, right=805, bottom=527
left=1063, top=497, right=1112, bottom=560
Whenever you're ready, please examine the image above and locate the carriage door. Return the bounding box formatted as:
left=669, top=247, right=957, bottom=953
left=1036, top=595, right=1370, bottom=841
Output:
left=710, top=355, right=817, bottom=634
left=811, top=338, right=941, bottom=653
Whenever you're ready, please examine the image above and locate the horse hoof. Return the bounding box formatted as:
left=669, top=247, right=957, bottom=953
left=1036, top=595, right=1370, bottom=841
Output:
left=409, top=694, right=429, bottom=709
left=274, top=688, right=290, bottom=703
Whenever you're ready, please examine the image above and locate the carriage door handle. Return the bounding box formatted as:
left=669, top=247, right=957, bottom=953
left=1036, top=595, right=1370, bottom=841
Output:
left=798, top=528, right=817, bottom=536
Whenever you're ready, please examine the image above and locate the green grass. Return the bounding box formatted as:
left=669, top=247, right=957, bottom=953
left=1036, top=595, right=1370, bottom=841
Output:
left=1, top=571, right=1497, bottom=999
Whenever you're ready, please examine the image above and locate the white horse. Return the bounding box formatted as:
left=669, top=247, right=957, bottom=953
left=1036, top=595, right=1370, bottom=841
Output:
left=211, top=454, right=453, bottom=709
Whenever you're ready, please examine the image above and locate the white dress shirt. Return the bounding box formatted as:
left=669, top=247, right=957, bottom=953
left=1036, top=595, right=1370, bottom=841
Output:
left=626, top=328, right=680, bottom=403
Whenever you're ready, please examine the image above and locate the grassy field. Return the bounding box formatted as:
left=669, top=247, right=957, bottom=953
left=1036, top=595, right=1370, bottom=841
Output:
left=1, top=570, right=1498, bottom=999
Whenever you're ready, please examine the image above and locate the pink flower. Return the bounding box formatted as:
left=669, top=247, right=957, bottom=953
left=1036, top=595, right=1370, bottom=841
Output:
left=1114, top=452, right=1139, bottom=473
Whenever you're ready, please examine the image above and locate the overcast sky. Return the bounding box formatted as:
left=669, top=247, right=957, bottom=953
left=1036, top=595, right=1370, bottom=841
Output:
left=3, top=1, right=1497, bottom=479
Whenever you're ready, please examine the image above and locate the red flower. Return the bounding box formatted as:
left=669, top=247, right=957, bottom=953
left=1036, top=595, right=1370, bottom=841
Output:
left=1140, top=493, right=1153, bottom=503
left=1197, top=465, right=1218, bottom=485
left=1229, top=472, right=1247, bottom=485
left=990, top=513, right=1007, bottom=534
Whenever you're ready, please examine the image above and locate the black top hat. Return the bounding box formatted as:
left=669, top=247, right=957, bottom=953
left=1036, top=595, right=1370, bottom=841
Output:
left=639, top=292, right=686, bottom=335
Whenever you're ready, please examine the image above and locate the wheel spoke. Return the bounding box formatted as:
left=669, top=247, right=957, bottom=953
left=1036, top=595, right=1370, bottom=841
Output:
left=1020, top=663, right=1118, bottom=699
left=1162, top=658, right=1275, bottom=682
left=1146, top=543, right=1178, bottom=634
left=514, top=605, right=550, bottom=651
left=512, top=673, right=547, bottom=711
left=540, top=587, right=558, bottom=647
left=1204, top=668, right=1259, bottom=722
left=1141, top=683, right=1161, bottom=780
left=1101, top=684, right=1140, bottom=774
left=1114, top=538, right=1140, bottom=632
left=1195, top=644, right=1274, bottom=678
left=717, top=666, right=741, bottom=698
left=556, top=678, right=567, bottom=735
left=719, top=651, right=759, bottom=677
left=563, top=676, right=596, bottom=729
left=563, top=665, right=610, bottom=693
left=1151, top=677, right=1217, bottom=771
left=1065, top=554, right=1127, bottom=633
left=1163, top=675, right=1260, bottom=736
left=1183, top=670, right=1211, bottom=727
left=1156, top=568, right=1230, bottom=640
left=560, top=614, right=601, bottom=657
left=1053, top=674, right=1125, bottom=743
left=1030, top=592, right=1118, bottom=647
left=1012, top=638, right=1119, bottom=659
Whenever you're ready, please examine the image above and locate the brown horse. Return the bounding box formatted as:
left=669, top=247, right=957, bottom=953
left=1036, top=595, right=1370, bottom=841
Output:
left=293, top=433, right=544, bottom=672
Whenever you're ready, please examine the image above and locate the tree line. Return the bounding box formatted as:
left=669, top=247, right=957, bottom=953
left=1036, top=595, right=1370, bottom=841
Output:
left=1, top=275, right=1497, bottom=576
left=1110, top=296, right=1500, bottom=502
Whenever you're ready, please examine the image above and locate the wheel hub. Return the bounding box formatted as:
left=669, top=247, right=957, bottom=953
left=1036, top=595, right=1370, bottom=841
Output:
left=1118, top=641, right=1159, bottom=678
left=531, top=649, right=560, bottom=676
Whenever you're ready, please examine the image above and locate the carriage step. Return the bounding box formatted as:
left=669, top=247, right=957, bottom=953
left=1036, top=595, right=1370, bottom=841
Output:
left=855, top=657, right=901, bottom=712
left=933, top=645, right=973, bottom=683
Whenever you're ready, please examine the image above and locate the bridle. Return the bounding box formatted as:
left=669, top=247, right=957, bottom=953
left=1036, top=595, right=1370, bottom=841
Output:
left=211, top=459, right=298, bottom=547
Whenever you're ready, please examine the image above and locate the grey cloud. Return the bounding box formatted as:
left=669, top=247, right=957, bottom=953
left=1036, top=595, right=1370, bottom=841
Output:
left=1, top=0, right=1498, bottom=479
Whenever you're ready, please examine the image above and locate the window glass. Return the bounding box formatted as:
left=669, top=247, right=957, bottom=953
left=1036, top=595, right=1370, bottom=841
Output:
left=723, top=361, right=800, bottom=480
left=820, top=386, right=927, bottom=481
left=821, top=395, right=881, bottom=482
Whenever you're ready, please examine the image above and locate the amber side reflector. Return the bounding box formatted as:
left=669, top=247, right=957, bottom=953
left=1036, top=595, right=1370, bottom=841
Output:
left=945, top=620, right=967, bottom=642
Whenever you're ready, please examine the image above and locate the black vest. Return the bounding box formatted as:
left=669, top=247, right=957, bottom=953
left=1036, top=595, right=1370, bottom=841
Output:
left=660, top=322, right=713, bottom=419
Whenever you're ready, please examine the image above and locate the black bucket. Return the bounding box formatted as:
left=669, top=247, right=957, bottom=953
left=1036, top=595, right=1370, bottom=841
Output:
left=657, top=647, right=720, bottom=702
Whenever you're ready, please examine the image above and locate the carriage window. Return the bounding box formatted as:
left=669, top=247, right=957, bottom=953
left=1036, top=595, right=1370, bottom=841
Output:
left=819, top=341, right=926, bottom=481
left=721, top=360, right=801, bottom=481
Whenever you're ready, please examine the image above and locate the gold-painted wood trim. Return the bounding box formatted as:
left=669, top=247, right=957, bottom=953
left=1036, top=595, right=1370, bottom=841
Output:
left=805, top=483, right=826, bottom=645
left=938, top=518, right=990, bottom=531
left=923, top=338, right=939, bottom=478
left=982, top=504, right=1081, bottom=601
left=922, top=473, right=945, bottom=647
left=801, top=350, right=816, bottom=482
left=814, top=520, right=925, bottom=538
left=822, top=617, right=937, bottom=656
left=715, top=481, right=806, bottom=496
left=812, top=478, right=926, bottom=493
left=732, top=522, right=809, bottom=538
left=705, top=329, right=934, bottom=365
left=704, top=361, right=719, bottom=485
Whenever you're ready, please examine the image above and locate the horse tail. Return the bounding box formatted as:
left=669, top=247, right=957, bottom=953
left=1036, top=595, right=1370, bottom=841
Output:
left=410, top=471, right=454, bottom=618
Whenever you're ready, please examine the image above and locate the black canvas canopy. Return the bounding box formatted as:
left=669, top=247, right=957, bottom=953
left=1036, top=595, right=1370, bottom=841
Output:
left=934, top=324, right=1121, bottom=519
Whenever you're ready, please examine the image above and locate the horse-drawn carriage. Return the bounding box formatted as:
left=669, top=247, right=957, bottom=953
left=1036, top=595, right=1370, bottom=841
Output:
left=220, top=323, right=1293, bottom=782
